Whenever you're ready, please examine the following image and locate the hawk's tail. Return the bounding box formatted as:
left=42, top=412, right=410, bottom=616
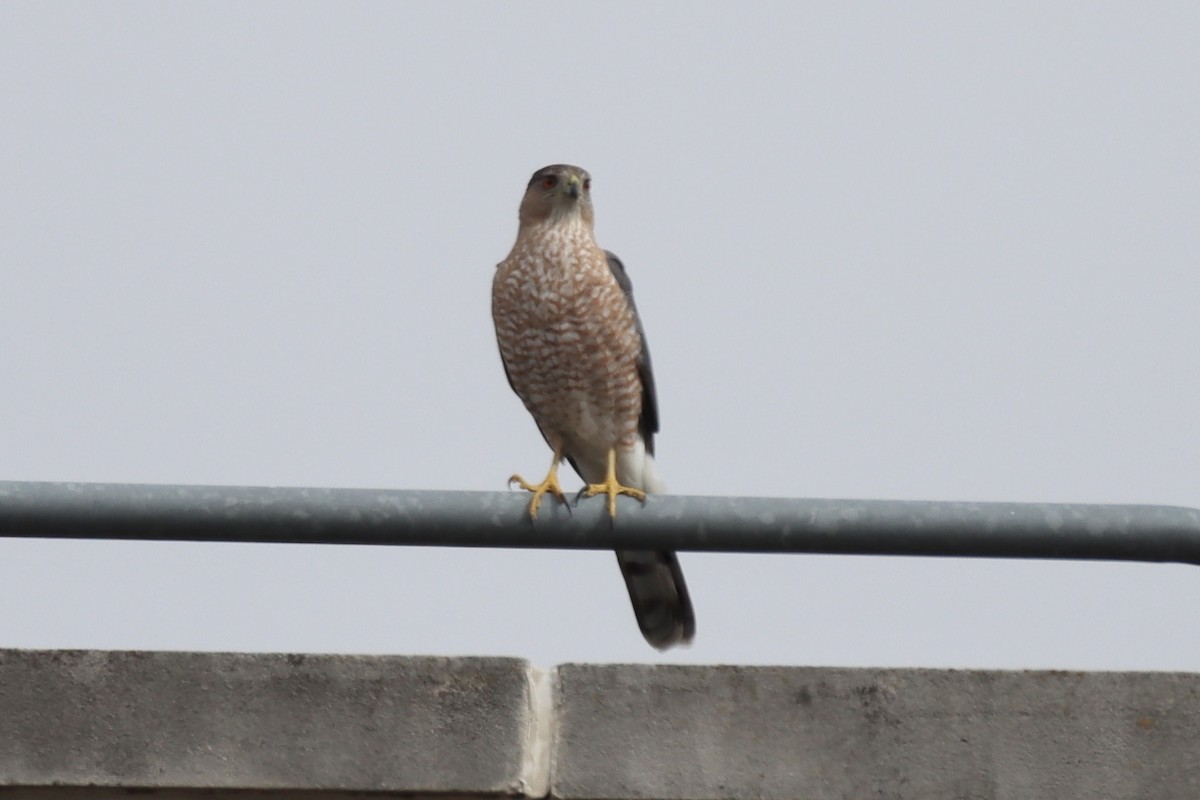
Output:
left=616, top=549, right=695, bottom=649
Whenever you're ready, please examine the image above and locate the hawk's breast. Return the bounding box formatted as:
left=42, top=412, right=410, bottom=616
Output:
left=493, top=224, right=643, bottom=453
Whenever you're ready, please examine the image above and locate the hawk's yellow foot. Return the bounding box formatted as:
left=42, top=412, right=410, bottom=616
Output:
left=509, top=450, right=568, bottom=520
left=582, top=448, right=646, bottom=517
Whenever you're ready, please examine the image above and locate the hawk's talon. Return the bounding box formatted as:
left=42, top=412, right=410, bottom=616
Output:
left=580, top=448, right=645, bottom=518
left=509, top=450, right=568, bottom=520
left=582, top=480, right=646, bottom=517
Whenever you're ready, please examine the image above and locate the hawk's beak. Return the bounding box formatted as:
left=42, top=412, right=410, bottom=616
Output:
left=565, top=175, right=581, bottom=200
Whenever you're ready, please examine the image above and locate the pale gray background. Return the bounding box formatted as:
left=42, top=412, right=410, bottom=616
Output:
left=2, top=3, right=1198, bottom=669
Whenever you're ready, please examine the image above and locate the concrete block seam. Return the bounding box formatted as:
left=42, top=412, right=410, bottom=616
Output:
left=518, top=664, right=554, bottom=798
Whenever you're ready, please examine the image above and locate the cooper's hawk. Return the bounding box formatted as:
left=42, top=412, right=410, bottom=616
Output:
left=492, top=164, right=695, bottom=650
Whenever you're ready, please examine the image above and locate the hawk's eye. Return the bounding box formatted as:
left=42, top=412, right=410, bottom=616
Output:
left=541, top=176, right=558, bottom=190
left=582, top=178, right=591, bottom=192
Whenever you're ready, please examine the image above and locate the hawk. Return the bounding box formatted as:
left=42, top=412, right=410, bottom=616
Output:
left=492, top=164, right=695, bottom=649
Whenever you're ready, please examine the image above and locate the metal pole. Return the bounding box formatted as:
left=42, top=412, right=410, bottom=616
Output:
left=1, top=481, right=1198, bottom=566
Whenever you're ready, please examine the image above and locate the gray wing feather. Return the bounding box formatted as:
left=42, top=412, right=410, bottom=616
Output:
left=605, top=251, right=659, bottom=455
left=605, top=252, right=693, bottom=649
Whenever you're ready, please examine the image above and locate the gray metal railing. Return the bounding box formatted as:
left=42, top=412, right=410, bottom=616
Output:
left=1, top=481, right=1198, bottom=566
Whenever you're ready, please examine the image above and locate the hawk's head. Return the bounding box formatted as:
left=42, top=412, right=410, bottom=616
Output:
left=519, top=164, right=593, bottom=227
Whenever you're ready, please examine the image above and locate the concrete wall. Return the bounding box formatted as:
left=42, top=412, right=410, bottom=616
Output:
left=1, top=650, right=1196, bottom=799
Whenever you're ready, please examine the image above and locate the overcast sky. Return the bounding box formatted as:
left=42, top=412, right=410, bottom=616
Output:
left=2, top=3, right=1198, bottom=670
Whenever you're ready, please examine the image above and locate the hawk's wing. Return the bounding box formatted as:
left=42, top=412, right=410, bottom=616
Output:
left=605, top=253, right=692, bottom=648
left=605, top=251, right=659, bottom=455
